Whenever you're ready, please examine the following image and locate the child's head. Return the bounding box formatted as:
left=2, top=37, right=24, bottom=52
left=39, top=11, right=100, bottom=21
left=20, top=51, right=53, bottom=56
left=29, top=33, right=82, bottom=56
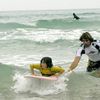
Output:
left=40, top=57, right=53, bottom=68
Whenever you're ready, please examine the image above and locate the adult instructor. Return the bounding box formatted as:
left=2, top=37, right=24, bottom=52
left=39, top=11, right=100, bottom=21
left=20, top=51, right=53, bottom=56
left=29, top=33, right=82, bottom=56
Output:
left=67, top=32, right=100, bottom=72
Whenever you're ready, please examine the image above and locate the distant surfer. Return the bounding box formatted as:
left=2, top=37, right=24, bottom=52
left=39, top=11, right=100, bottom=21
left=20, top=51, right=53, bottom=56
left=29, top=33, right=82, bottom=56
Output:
left=67, top=32, right=100, bottom=76
left=30, top=57, right=64, bottom=77
left=73, top=13, right=80, bottom=20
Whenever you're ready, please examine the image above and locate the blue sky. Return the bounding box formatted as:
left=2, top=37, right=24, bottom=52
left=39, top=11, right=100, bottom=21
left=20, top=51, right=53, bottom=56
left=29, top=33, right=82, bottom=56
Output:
left=0, top=0, right=100, bottom=11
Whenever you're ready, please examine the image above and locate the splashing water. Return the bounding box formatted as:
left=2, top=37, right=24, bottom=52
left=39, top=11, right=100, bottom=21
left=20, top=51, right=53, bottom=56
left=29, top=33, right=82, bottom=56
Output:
left=12, top=72, right=68, bottom=95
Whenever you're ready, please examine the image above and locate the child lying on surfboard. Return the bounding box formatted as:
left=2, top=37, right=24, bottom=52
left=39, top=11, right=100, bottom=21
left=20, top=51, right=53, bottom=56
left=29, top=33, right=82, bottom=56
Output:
left=30, top=57, right=64, bottom=77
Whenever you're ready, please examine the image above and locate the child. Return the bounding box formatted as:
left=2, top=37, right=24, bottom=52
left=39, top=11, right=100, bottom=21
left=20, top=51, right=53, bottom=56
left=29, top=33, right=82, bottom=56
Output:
left=30, top=57, right=64, bottom=77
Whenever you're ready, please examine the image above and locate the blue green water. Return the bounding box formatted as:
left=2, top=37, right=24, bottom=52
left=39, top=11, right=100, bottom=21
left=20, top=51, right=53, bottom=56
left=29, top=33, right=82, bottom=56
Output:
left=0, top=9, right=100, bottom=100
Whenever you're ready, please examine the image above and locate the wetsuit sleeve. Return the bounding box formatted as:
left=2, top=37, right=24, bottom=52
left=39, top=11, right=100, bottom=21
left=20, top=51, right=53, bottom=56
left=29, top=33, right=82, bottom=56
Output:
left=96, top=41, right=100, bottom=46
left=76, top=47, right=83, bottom=57
left=30, top=64, right=41, bottom=69
left=51, top=66, right=64, bottom=73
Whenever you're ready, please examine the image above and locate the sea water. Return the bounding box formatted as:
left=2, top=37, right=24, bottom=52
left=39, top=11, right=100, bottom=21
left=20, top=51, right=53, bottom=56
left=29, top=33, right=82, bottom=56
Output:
left=0, top=9, right=100, bottom=100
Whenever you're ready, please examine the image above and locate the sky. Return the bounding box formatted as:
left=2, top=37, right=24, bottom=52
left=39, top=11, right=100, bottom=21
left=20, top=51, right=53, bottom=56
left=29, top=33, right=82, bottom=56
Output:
left=0, top=0, right=100, bottom=11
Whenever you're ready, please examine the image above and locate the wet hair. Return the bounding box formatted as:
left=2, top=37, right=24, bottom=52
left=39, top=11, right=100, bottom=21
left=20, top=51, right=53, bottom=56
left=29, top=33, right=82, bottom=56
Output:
left=79, top=32, right=94, bottom=42
left=40, top=57, right=53, bottom=68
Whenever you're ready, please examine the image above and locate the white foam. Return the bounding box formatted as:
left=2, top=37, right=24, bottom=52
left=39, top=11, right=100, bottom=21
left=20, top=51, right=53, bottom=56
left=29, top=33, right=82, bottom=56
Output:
left=0, top=29, right=82, bottom=42
left=1, top=29, right=100, bottom=43
left=12, top=72, right=68, bottom=96
left=0, top=54, right=42, bottom=67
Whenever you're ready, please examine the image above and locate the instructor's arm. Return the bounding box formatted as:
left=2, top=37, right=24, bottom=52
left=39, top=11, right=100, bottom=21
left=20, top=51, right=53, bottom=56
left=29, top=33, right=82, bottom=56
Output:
left=67, top=56, right=81, bottom=72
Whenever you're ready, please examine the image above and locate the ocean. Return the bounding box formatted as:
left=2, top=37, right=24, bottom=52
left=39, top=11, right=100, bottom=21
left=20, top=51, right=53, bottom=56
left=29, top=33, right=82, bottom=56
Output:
left=0, top=9, right=100, bottom=100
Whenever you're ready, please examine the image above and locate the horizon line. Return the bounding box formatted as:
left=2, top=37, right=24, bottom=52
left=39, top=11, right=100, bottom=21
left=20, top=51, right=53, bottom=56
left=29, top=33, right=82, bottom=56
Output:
left=0, top=7, right=100, bottom=12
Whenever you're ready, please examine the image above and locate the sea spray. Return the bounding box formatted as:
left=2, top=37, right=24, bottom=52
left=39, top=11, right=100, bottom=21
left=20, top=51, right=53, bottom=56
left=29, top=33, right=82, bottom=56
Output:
left=12, top=72, right=68, bottom=95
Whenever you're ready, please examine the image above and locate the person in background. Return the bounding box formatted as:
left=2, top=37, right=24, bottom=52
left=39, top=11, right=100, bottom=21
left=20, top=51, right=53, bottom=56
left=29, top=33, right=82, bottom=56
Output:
left=30, top=57, right=64, bottom=77
left=67, top=32, right=100, bottom=73
left=73, top=13, right=80, bottom=20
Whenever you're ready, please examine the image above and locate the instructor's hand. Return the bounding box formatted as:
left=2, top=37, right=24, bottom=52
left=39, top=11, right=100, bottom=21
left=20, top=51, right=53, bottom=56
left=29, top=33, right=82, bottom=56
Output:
left=66, top=67, right=71, bottom=72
